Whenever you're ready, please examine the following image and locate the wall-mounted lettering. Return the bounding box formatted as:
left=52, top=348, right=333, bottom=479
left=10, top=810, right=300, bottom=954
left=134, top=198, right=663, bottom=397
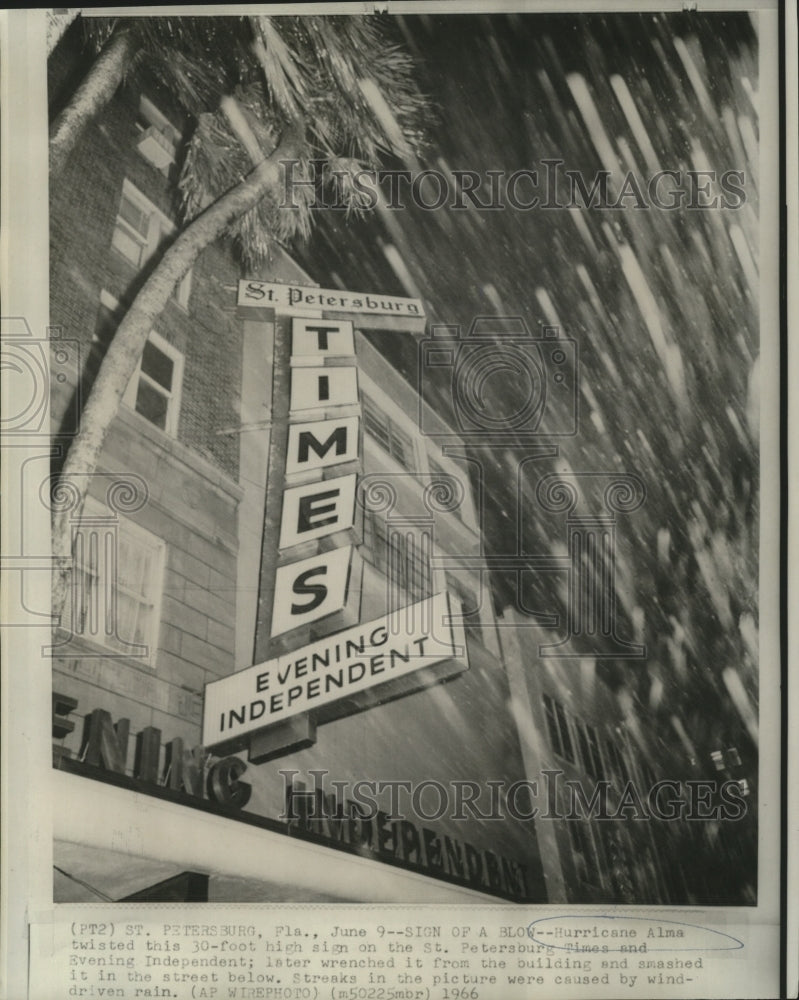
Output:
left=204, top=591, right=464, bottom=743
left=271, top=546, right=353, bottom=637
left=279, top=474, right=357, bottom=550
left=290, top=366, right=359, bottom=413
left=286, top=417, right=359, bottom=475
left=291, top=318, right=355, bottom=358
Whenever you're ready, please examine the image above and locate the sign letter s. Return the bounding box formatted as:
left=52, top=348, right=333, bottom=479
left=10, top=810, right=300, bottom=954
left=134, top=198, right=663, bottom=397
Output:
left=291, top=566, right=329, bottom=614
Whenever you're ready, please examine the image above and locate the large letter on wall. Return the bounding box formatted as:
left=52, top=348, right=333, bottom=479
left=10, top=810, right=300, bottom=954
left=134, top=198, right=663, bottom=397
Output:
left=289, top=367, right=359, bottom=414
left=279, top=474, right=358, bottom=549
left=291, top=318, right=355, bottom=358
left=271, top=546, right=353, bottom=637
left=286, top=417, right=359, bottom=475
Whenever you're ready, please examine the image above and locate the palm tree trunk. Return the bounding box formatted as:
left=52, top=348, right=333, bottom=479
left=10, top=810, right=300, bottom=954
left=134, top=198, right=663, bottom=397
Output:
left=49, top=24, right=135, bottom=178
left=51, top=121, right=305, bottom=623
left=47, top=10, right=82, bottom=57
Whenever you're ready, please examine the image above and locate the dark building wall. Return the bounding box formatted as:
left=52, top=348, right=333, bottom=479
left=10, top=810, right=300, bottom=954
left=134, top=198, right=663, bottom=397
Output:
left=49, top=43, right=248, bottom=760
left=49, top=70, right=243, bottom=479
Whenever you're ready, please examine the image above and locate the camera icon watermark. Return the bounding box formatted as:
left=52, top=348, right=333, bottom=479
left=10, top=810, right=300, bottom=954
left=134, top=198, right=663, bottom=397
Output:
left=0, top=317, right=81, bottom=438
left=418, top=317, right=578, bottom=441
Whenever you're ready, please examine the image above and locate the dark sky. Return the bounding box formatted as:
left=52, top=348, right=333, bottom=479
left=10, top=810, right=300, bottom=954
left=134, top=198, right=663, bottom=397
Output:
left=295, top=10, right=761, bottom=793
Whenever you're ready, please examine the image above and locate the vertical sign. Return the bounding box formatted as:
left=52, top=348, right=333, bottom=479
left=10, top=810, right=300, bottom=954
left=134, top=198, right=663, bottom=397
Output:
left=272, top=318, right=360, bottom=639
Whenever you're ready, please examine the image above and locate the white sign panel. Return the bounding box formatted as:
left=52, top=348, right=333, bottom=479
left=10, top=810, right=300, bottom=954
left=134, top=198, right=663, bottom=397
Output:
left=289, top=366, right=359, bottom=413
left=286, top=416, right=360, bottom=475
left=271, top=545, right=353, bottom=638
left=291, top=317, right=355, bottom=358
left=203, top=591, right=462, bottom=746
left=238, top=279, right=424, bottom=320
left=278, top=473, right=357, bottom=550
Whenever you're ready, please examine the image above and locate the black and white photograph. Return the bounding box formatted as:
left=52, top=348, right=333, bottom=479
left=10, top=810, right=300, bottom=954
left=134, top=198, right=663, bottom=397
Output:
left=0, top=3, right=791, bottom=998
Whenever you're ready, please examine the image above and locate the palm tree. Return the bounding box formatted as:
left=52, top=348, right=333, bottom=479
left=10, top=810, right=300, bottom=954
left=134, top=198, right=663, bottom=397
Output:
left=49, top=16, right=251, bottom=178
left=50, top=13, right=431, bottom=620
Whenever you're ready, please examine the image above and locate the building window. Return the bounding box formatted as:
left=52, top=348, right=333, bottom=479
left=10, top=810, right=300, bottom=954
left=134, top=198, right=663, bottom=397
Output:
left=111, top=179, right=192, bottom=309
left=122, top=328, right=184, bottom=436
left=112, top=189, right=149, bottom=266
left=567, top=820, right=601, bottom=886
left=543, top=693, right=576, bottom=763
left=361, top=510, right=432, bottom=602
left=67, top=498, right=164, bottom=665
left=362, top=393, right=415, bottom=470
left=134, top=95, right=181, bottom=174
left=98, top=291, right=184, bottom=436
left=576, top=721, right=606, bottom=780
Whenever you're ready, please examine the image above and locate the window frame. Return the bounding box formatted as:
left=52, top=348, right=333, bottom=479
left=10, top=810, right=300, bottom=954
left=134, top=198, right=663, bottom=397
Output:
left=543, top=692, right=576, bottom=763
left=110, top=179, right=192, bottom=309
left=68, top=496, right=165, bottom=667
left=122, top=327, right=184, bottom=437
left=100, top=290, right=185, bottom=437
left=566, top=818, right=602, bottom=887
left=134, top=95, right=181, bottom=175
left=361, top=392, right=416, bottom=471
left=576, top=720, right=606, bottom=780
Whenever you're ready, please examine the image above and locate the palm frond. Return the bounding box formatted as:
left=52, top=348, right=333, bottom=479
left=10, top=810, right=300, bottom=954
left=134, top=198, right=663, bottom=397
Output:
left=250, top=17, right=308, bottom=119
left=82, top=12, right=435, bottom=265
